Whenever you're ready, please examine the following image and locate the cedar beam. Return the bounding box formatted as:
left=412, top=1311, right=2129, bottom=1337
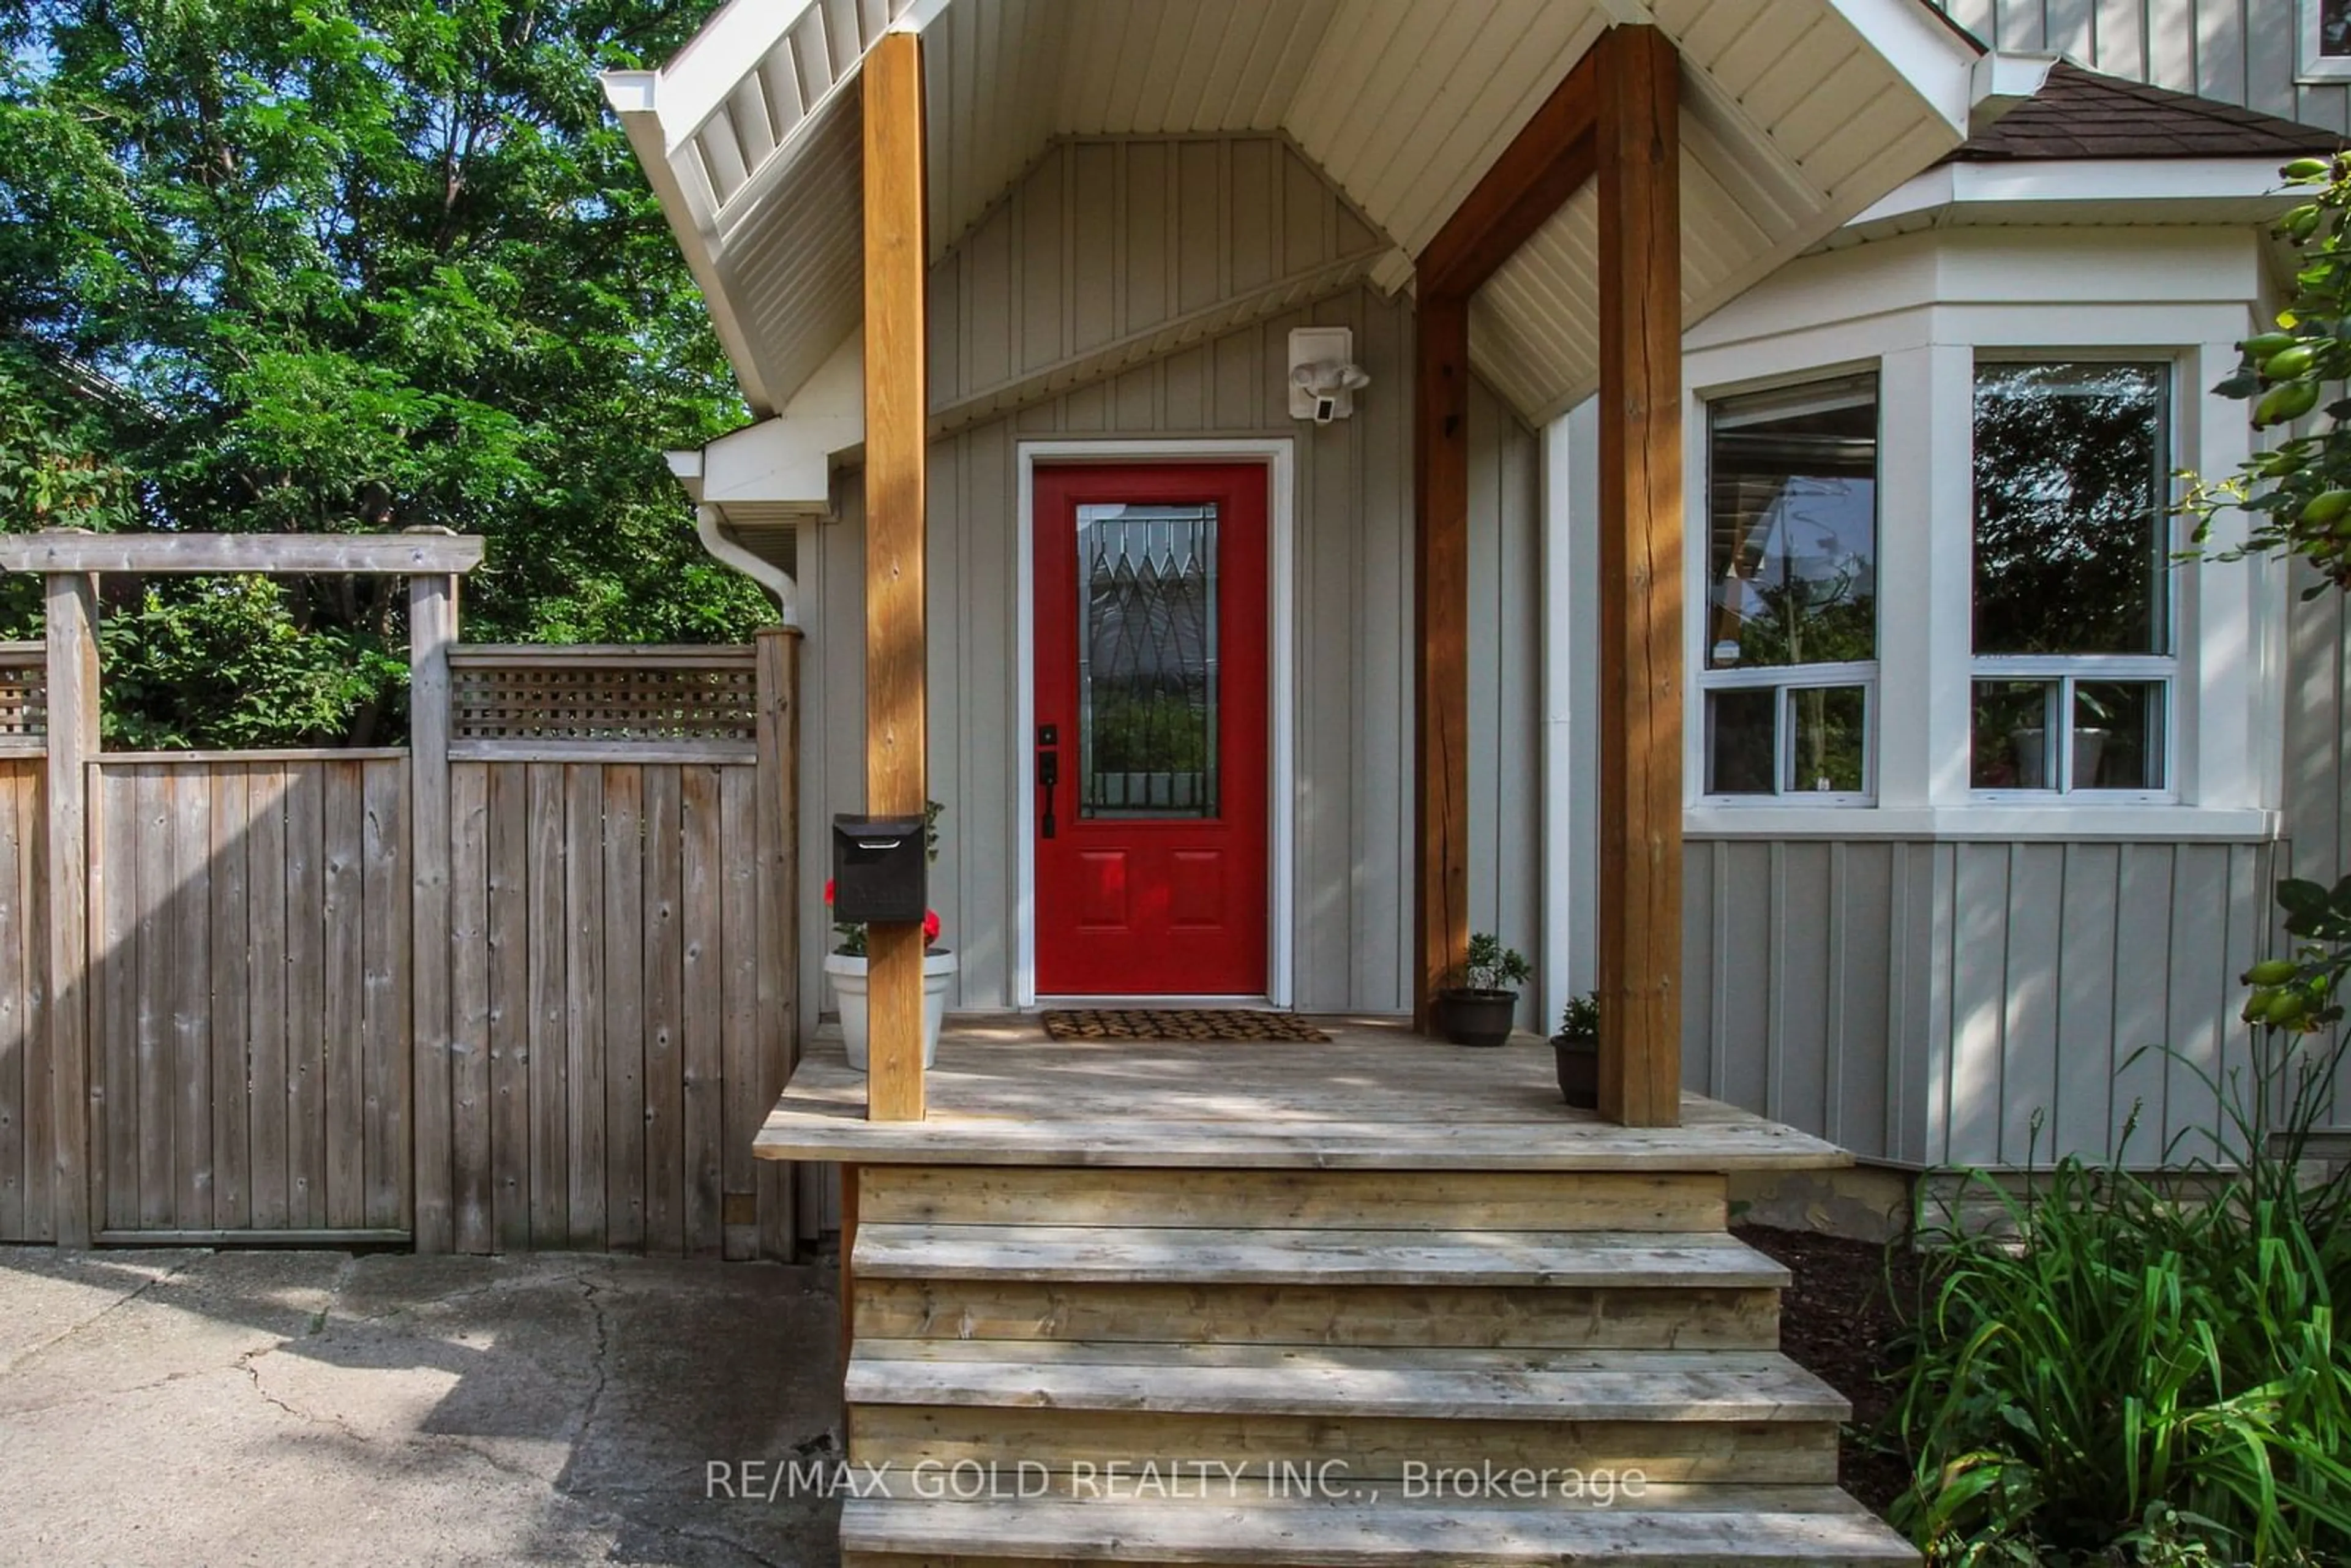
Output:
left=862, top=29, right=928, bottom=1122
left=1409, top=42, right=1603, bottom=1030
left=1594, top=24, right=1683, bottom=1129
left=1415, top=50, right=1600, bottom=299
left=1411, top=294, right=1472, bottom=1030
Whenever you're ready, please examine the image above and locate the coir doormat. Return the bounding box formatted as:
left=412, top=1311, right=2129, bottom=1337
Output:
left=1041, top=1008, right=1332, bottom=1043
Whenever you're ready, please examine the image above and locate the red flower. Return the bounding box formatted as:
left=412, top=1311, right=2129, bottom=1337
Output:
left=924, top=909, right=942, bottom=943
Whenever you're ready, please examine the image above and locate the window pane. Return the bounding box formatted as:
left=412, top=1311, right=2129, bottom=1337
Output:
left=1973, top=362, right=2169, bottom=656
left=2328, top=0, right=2351, bottom=56
left=1077, top=504, right=1218, bottom=819
left=1973, top=680, right=2058, bottom=789
left=2075, top=681, right=2165, bottom=790
left=1706, top=688, right=1778, bottom=795
left=1706, top=375, right=1878, bottom=669
left=1787, top=687, right=1867, bottom=794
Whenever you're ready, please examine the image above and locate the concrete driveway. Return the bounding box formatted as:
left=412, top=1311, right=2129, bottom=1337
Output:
left=0, top=1248, right=844, bottom=1567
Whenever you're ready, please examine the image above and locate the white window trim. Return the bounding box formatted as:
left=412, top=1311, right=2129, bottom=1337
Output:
left=1692, top=367, right=1884, bottom=806
left=1965, top=355, right=2181, bottom=804
left=2302, top=0, right=2351, bottom=80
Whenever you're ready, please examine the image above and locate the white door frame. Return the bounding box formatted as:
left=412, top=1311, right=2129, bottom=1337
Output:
left=1014, top=438, right=1297, bottom=1009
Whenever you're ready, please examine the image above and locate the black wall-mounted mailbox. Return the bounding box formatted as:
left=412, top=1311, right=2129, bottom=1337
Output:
left=830, top=814, right=928, bottom=923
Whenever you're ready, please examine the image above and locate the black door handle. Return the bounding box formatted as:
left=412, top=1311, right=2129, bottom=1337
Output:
left=1037, top=730, right=1059, bottom=839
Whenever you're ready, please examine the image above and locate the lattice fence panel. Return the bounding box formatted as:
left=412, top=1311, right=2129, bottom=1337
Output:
left=449, top=647, right=757, bottom=745
left=0, top=643, right=48, bottom=749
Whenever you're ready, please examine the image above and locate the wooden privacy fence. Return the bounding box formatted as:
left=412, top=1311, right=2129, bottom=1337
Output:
left=435, top=646, right=798, bottom=1259
left=0, top=533, right=803, bottom=1257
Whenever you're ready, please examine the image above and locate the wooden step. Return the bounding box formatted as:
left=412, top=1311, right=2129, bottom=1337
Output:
left=846, top=1344, right=1845, bottom=1485
left=855, top=1166, right=1728, bottom=1232
left=855, top=1275, right=1782, bottom=1351
left=852, top=1225, right=1791, bottom=1289
left=839, top=1488, right=1920, bottom=1566
left=847, top=1342, right=1850, bottom=1424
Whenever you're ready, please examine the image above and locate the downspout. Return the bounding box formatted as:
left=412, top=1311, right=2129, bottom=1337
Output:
left=696, top=503, right=801, bottom=628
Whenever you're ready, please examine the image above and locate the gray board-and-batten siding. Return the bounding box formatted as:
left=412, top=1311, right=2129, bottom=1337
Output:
left=1682, top=838, right=2279, bottom=1169
left=1933, top=0, right=2351, bottom=134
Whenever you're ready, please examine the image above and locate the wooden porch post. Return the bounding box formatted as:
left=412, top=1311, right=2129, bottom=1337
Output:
left=44, top=571, right=99, bottom=1247
left=862, top=28, right=928, bottom=1122
left=1594, top=24, right=1684, bottom=1128
left=1410, top=49, right=1599, bottom=1033
left=1412, top=294, right=1472, bottom=1030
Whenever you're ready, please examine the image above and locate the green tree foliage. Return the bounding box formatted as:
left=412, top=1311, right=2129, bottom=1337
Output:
left=0, top=0, right=771, bottom=746
left=2186, top=155, right=2351, bottom=594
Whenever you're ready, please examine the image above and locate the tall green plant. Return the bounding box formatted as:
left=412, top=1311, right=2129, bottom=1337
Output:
left=1892, top=885, right=2351, bottom=1566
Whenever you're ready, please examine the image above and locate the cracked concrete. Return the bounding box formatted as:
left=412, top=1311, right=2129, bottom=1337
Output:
left=0, top=1248, right=843, bottom=1567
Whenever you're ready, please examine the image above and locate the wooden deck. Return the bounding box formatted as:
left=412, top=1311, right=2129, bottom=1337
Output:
left=753, top=1017, right=1851, bottom=1171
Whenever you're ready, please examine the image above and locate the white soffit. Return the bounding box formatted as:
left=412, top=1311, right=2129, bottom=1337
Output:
left=610, top=0, right=1976, bottom=424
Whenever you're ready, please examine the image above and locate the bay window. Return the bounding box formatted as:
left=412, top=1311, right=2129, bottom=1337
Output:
left=1969, top=361, right=2173, bottom=795
left=1700, top=373, right=1878, bottom=799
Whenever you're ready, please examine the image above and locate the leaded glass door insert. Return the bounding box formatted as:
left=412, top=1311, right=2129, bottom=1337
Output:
left=1076, top=503, right=1220, bottom=819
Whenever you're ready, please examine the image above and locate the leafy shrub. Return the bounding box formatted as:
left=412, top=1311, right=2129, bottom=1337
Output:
left=2184, top=154, right=2351, bottom=595
left=1892, top=880, right=2351, bottom=1567
left=1558, top=991, right=1600, bottom=1040
left=1453, top=932, right=1531, bottom=994
left=99, top=576, right=409, bottom=749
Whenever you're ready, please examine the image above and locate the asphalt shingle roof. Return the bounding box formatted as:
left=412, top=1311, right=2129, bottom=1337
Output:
left=1955, top=60, right=2344, bottom=162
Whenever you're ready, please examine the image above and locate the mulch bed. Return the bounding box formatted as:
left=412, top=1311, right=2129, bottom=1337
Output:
left=1040, top=1009, right=1333, bottom=1043
left=1734, top=1223, right=1922, bottom=1518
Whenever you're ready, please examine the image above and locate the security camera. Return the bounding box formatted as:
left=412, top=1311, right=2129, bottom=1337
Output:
left=1289, top=359, right=1370, bottom=424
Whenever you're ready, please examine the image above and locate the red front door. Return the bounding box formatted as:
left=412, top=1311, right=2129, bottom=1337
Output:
left=1033, top=464, right=1269, bottom=997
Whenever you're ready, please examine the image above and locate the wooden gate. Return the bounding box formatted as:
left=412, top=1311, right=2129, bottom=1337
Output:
left=88, top=754, right=412, bottom=1242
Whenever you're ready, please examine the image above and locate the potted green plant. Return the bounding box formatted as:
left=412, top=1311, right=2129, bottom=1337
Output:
left=1436, top=933, right=1531, bottom=1048
left=823, top=800, right=956, bottom=1072
left=1553, top=991, right=1600, bottom=1108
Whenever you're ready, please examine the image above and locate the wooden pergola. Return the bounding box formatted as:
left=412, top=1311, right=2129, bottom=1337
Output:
left=0, top=528, right=484, bottom=1247
left=852, top=24, right=1687, bottom=1129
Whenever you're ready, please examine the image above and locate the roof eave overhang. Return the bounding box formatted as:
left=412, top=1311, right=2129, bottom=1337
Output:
left=604, top=69, right=779, bottom=413
left=617, top=0, right=1987, bottom=428
left=1845, top=156, right=2303, bottom=235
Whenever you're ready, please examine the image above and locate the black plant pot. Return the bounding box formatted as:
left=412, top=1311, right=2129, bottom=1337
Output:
left=1553, top=1034, right=1600, bottom=1109
left=1438, top=989, right=1520, bottom=1048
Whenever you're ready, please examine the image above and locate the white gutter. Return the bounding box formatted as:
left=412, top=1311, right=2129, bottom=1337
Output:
left=695, top=503, right=800, bottom=628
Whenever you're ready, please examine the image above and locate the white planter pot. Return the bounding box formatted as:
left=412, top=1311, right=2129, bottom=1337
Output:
left=825, top=949, right=956, bottom=1072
